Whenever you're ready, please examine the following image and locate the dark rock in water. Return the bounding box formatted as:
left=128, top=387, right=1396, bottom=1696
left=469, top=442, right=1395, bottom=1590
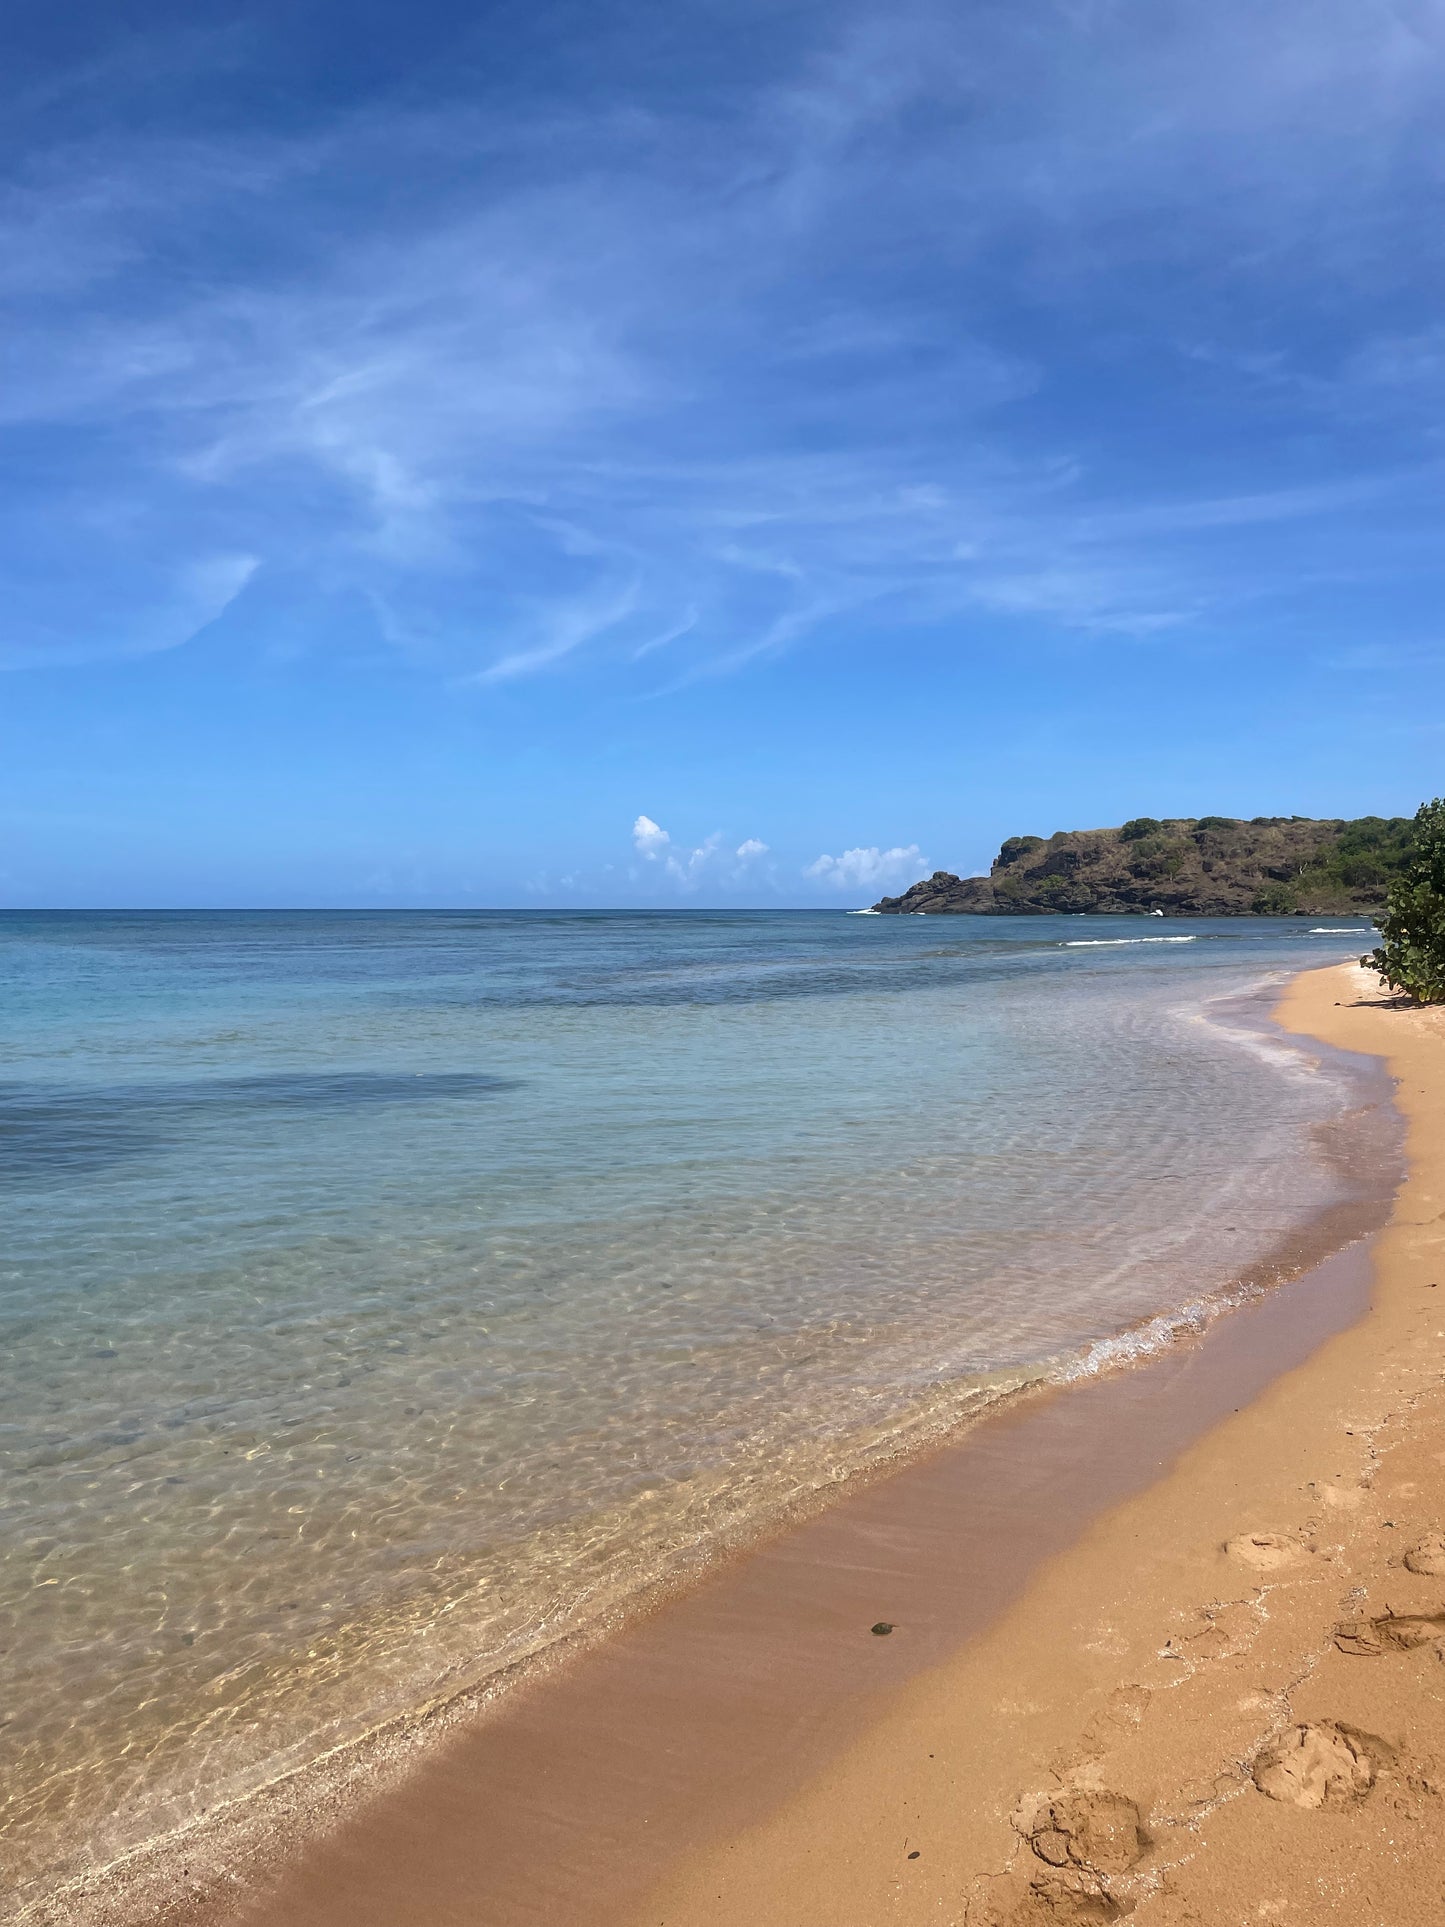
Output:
left=870, top=816, right=1410, bottom=917
left=876, top=870, right=998, bottom=915
left=871, top=1621, right=894, bottom=1635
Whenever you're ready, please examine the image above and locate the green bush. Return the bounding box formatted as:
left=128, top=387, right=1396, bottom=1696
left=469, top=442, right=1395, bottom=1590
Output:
left=1252, top=883, right=1298, bottom=915
left=1336, top=856, right=1385, bottom=890
left=1364, top=799, right=1445, bottom=1002
left=995, top=835, right=1045, bottom=869
left=1119, top=817, right=1162, bottom=842
left=1287, top=814, right=1412, bottom=905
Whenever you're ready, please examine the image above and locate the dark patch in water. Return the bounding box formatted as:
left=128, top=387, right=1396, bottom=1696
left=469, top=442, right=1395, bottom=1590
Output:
left=0, top=1072, right=519, bottom=1183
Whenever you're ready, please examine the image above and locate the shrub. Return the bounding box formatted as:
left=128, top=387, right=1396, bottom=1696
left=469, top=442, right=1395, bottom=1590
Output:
left=1194, top=815, right=1237, bottom=835
left=1119, top=817, right=1162, bottom=842
left=1031, top=872, right=1097, bottom=912
left=1252, top=883, right=1298, bottom=915
left=1130, top=844, right=1185, bottom=880
left=995, top=835, right=1045, bottom=869
left=1364, top=799, right=1445, bottom=1003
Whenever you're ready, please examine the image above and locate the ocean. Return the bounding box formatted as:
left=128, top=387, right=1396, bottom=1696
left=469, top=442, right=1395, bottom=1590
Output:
left=0, top=909, right=1392, bottom=1911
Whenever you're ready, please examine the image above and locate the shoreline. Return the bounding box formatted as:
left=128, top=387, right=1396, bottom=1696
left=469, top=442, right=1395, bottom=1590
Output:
left=10, top=949, right=1373, bottom=1925
left=39, top=959, right=1401, bottom=1927
left=626, top=959, right=1445, bottom=1925
left=30, top=1215, right=1393, bottom=1927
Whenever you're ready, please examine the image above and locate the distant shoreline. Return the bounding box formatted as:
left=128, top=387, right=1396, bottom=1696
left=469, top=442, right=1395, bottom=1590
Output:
left=874, top=814, right=1407, bottom=916
left=873, top=904, right=1384, bottom=917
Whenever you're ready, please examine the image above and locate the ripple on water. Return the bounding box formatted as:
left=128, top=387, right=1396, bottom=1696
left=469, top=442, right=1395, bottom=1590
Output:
left=0, top=910, right=1393, bottom=1909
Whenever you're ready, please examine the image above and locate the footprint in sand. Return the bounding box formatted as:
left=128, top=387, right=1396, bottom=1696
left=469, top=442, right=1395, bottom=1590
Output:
left=971, top=1793, right=1148, bottom=1927
left=1252, top=1722, right=1384, bottom=1808
left=1074, top=1684, right=1151, bottom=1760
left=1310, top=1481, right=1366, bottom=1511
left=970, top=1874, right=1128, bottom=1926
left=1404, top=1531, right=1445, bottom=1575
left=1028, top=1790, right=1149, bottom=1879
left=1015, top=1882, right=1127, bottom=1925
left=1223, top=1531, right=1309, bottom=1571
left=1162, top=1602, right=1258, bottom=1664
left=1334, top=1607, right=1445, bottom=1654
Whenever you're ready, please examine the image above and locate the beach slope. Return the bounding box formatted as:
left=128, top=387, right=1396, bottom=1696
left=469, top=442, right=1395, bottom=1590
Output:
left=635, top=961, right=1445, bottom=1927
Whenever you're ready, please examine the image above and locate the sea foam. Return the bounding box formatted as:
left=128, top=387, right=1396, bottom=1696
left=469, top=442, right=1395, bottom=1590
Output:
left=0, top=906, right=1384, bottom=1912
left=1062, top=935, right=1197, bottom=947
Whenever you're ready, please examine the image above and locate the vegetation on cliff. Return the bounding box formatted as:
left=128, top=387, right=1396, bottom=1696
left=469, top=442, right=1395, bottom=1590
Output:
left=872, top=815, right=1412, bottom=917
left=1364, top=799, right=1445, bottom=1002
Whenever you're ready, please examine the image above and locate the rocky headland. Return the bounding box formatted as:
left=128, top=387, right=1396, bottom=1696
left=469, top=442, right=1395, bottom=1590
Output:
left=872, top=814, right=1410, bottom=916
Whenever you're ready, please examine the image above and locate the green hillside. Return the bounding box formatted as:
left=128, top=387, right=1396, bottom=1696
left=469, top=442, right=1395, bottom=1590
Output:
left=872, top=816, right=1411, bottom=917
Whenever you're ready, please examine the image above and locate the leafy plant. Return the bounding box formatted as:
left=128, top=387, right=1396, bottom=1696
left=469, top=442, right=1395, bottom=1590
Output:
left=995, top=835, right=1046, bottom=869
left=1364, top=799, right=1445, bottom=1003
left=1287, top=814, right=1411, bottom=904
left=1119, top=817, right=1162, bottom=841
left=1252, top=883, right=1298, bottom=915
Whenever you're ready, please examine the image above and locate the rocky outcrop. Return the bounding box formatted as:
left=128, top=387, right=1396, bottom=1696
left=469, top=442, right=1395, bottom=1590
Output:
left=871, top=815, right=1410, bottom=916
left=877, top=871, right=999, bottom=914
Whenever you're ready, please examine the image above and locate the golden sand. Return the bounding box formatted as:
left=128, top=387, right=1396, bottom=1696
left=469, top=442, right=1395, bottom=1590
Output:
left=633, top=962, right=1445, bottom=1926
left=56, top=959, right=1440, bottom=1927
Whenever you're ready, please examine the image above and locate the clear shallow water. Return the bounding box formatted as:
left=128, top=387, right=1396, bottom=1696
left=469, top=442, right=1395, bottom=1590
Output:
left=0, top=910, right=1388, bottom=1906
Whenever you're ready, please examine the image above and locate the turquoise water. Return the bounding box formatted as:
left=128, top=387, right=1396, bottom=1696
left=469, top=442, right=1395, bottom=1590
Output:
left=0, top=910, right=1388, bottom=1907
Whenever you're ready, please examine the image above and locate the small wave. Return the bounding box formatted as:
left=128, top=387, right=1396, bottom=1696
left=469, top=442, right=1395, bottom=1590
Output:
left=1057, top=1292, right=1230, bottom=1383
left=1310, top=928, right=1371, bottom=935
left=846, top=908, right=882, bottom=916
left=1189, top=977, right=1330, bottom=1081
left=1062, top=936, right=1197, bottom=947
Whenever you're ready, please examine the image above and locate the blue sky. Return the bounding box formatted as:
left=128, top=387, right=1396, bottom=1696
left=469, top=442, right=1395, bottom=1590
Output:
left=4, top=0, right=1445, bottom=906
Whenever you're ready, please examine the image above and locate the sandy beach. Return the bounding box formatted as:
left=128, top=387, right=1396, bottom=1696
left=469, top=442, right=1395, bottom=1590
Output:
left=633, top=959, right=1445, bottom=1926
left=49, top=955, right=1440, bottom=1927
left=12, top=0, right=1441, bottom=1912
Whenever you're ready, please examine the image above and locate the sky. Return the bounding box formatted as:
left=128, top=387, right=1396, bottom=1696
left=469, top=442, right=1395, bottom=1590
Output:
left=4, top=0, right=1445, bottom=907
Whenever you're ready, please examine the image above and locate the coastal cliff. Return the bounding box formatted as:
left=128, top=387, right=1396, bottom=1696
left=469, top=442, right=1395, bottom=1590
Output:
left=872, top=815, right=1410, bottom=916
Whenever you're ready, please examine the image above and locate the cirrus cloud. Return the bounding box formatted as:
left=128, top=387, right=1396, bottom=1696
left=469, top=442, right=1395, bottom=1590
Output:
left=9, top=0, right=1445, bottom=681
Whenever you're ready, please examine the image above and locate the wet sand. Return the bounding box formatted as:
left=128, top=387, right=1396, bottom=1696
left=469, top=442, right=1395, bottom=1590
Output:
left=635, top=961, right=1445, bottom=1926
left=51, top=960, right=1421, bottom=1927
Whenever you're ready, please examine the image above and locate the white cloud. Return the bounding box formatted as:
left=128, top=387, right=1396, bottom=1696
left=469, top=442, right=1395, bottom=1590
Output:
left=667, top=832, right=724, bottom=884
left=805, top=844, right=925, bottom=890
left=0, top=547, right=260, bottom=670
left=8, top=0, right=1445, bottom=674
left=472, top=581, right=641, bottom=684
left=630, top=818, right=771, bottom=889
left=633, top=813, right=670, bottom=857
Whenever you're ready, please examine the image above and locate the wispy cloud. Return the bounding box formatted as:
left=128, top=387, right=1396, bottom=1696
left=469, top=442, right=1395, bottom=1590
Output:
left=5, top=0, right=1445, bottom=676
left=471, top=582, right=641, bottom=684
